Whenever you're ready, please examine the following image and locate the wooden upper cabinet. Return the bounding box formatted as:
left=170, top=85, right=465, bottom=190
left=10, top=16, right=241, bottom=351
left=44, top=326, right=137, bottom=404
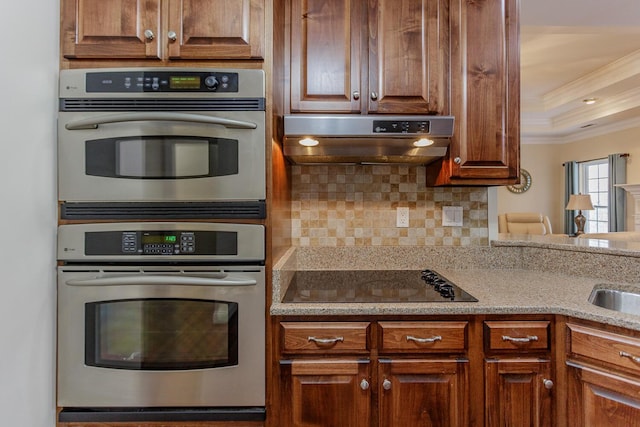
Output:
left=426, top=0, right=520, bottom=185
left=368, top=0, right=449, bottom=114
left=61, top=0, right=162, bottom=59
left=288, top=0, right=449, bottom=114
left=289, top=0, right=363, bottom=113
left=167, top=0, right=265, bottom=60
left=61, top=0, right=264, bottom=62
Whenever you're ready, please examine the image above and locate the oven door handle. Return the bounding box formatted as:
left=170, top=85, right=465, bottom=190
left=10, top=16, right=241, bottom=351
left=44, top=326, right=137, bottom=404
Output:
left=64, top=112, right=259, bottom=130
left=65, top=275, right=257, bottom=287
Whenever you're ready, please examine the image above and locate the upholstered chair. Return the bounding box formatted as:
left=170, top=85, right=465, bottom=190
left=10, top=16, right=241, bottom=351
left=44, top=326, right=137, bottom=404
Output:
left=498, top=212, right=553, bottom=235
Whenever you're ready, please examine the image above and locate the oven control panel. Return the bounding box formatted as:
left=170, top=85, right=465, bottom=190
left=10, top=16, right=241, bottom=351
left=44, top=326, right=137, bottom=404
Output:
left=123, top=231, right=196, bottom=255
left=85, top=71, right=239, bottom=93
left=84, top=230, right=237, bottom=256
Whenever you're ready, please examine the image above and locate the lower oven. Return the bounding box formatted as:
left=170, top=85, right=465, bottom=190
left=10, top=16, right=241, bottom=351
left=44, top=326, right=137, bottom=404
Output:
left=56, top=222, right=265, bottom=418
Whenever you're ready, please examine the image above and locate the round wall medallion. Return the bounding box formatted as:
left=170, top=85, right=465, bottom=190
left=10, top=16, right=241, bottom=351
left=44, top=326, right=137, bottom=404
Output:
left=506, top=168, right=532, bottom=194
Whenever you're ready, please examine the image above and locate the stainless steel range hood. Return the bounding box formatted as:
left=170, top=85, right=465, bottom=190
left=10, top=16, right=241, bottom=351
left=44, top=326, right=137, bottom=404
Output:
left=283, top=115, right=454, bottom=165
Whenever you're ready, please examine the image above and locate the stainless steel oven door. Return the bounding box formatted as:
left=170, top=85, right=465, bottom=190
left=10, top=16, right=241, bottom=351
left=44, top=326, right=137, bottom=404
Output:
left=58, top=110, right=265, bottom=202
left=57, top=265, right=265, bottom=407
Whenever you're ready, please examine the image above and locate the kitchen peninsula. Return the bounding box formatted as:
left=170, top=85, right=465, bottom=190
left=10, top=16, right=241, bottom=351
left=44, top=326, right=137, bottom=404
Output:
left=270, top=237, right=640, bottom=426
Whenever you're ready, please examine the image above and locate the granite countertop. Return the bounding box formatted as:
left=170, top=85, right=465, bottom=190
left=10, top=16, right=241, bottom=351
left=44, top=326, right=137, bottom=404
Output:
left=270, top=244, right=640, bottom=331
left=494, top=233, right=640, bottom=257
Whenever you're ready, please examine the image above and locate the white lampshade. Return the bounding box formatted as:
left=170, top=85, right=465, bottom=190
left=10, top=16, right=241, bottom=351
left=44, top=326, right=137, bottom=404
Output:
left=565, top=194, right=594, bottom=211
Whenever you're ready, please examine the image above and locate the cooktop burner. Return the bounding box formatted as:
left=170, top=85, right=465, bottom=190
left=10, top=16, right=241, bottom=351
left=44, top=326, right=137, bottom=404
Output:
left=282, top=269, right=478, bottom=303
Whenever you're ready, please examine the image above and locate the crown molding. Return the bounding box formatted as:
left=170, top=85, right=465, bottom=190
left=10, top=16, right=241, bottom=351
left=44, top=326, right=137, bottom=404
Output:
left=542, top=49, right=640, bottom=110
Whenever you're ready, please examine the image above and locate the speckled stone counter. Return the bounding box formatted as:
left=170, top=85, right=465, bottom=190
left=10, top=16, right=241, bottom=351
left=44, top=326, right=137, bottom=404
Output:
left=493, top=233, right=640, bottom=258
left=271, top=239, right=640, bottom=331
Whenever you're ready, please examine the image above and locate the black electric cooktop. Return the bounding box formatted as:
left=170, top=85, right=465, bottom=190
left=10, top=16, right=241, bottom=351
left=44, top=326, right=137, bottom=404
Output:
left=282, top=269, right=478, bottom=303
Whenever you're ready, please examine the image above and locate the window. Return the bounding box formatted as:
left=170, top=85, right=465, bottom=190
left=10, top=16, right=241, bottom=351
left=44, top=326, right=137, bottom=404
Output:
left=579, top=159, right=608, bottom=233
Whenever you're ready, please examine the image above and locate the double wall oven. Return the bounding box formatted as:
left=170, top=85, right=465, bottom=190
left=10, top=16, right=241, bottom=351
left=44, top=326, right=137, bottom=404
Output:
left=56, top=69, right=267, bottom=423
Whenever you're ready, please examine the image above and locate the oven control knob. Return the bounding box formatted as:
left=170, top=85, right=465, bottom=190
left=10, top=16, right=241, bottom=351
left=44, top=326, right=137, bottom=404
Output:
left=204, top=76, right=219, bottom=90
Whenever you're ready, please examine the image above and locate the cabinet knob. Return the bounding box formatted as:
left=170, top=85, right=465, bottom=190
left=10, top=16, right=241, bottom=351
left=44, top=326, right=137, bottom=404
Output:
left=370, top=91, right=378, bottom=101
left=382, top=379, right=392, bottom=390
left=454, top=157, right=462, bottom=164
left=352, top=91, right=360, bottom=100
left=360, top=379, right=370, bottom=390
left=167, top=31, right=178, bottom=42
left=144, top=29, right=155, bottom=41
left=542, top=378, right=554, bottom=390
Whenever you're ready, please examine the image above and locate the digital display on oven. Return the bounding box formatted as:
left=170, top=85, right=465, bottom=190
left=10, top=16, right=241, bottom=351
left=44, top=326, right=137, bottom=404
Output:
left=142, top=233, right=178, bottom=244
left=169, top=76, right=201, bottom=90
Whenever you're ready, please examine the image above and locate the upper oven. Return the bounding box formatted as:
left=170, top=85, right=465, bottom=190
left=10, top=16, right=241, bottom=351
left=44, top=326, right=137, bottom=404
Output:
left=57, top=68, right=266, bottom=220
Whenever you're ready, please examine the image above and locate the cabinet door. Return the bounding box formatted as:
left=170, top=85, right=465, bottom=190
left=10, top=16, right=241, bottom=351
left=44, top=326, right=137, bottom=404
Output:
left=280, top=359, right=371, bottom=427
left=484, top=358, right=552, bottom=427
left=427, top=0, right=519, bottom=185
left=61, top=0, right=161, bottom=59
left=567, top=362, right=640, bottom=427
left=167, top=0, right=265, bottom=59
left=289, top=0, right=363, bottom=112
left=368, top=0, right=449, bottom=114
left=378, top=358, right=469, bottom=427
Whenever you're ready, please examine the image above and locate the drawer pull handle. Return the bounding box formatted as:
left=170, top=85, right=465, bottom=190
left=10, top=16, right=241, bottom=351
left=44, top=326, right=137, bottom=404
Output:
left=307, top=336, right=344, bottom=345
left=502, top=335, right=538, bottom=343
left=619, top=351, right=640, bottom=363
left=407, top=335, right=442, bottom=344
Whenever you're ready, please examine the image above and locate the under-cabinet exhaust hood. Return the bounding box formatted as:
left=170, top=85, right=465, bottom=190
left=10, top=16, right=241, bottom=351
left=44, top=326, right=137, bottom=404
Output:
left=283, top=115, right=454, bottom=165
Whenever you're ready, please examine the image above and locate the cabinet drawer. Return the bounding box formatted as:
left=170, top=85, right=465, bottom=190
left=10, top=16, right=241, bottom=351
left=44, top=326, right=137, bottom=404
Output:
left=484, top=321, right=550, bottom=352
left=378, top=321, right=468, bottom=352
left=280, top=322, right=370, bottom=353
left=567, top=323, right=640, bottom=375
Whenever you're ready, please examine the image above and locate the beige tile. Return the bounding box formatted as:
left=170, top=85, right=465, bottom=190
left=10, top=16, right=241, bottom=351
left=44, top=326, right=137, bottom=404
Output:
left=292, top=165, right=489, bottom=247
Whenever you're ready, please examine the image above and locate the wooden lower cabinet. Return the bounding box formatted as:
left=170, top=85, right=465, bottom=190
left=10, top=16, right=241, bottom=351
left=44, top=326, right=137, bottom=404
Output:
left=484, top=358, right=553, bottom=427
left=566, top=363, right=640, bottom=427
left=279, top=359, right=371, bottom=427
left=565, top=322, right=640, bottom=427
left=276, top=319, right=471, bottom=427
left=378, top=358, right=469, bottom=427
left=273, top=316, right=563, bottom=426
left=279, top=357, right=468, bottom=427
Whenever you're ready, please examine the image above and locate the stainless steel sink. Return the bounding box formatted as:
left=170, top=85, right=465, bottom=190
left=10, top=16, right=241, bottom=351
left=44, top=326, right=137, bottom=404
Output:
left=589, top=288, right=640, bottom=316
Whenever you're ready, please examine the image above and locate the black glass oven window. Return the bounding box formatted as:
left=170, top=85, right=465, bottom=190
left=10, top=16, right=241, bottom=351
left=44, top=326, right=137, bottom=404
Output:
left=85, top=298, right=238, bottom=370
left=85, top=136, right=238, bottom=179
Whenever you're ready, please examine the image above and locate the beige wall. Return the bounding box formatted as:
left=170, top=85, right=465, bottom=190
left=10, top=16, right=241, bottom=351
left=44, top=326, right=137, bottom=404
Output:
left=498, top=124, right=640, bottom=233
left=497, top=144, right=564, bottom=232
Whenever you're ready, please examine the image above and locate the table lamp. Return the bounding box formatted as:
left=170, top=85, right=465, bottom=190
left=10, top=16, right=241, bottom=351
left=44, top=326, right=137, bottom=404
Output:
left=565, top=193, right=594, bottom=235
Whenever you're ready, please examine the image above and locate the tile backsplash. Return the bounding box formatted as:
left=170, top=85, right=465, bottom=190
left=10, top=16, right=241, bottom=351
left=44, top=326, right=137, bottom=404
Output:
left=291, top=165, right=489, bottom=246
